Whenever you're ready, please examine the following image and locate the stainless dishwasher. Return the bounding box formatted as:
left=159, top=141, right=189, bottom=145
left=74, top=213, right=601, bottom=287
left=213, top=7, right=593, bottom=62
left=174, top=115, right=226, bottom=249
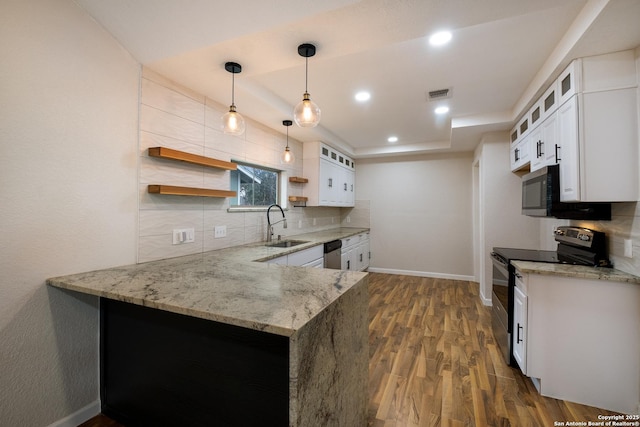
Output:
left=323, top=240, right=342, bottom=269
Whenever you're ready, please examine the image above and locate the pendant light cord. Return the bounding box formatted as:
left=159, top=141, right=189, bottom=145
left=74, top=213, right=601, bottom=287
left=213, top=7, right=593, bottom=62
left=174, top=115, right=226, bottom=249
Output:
left=231, top=72, right=236, bottom=106
left=305, top=56, right=309, bottom=93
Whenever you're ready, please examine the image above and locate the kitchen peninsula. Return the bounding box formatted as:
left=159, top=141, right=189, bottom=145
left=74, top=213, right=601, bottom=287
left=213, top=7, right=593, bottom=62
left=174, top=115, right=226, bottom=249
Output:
left=47, top=228, right=369, bottom=427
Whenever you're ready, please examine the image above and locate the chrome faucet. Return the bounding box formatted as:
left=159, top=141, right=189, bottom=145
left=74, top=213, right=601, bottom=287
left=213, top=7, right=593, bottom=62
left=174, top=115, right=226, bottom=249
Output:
left=266, top=204, right=287, bottom=242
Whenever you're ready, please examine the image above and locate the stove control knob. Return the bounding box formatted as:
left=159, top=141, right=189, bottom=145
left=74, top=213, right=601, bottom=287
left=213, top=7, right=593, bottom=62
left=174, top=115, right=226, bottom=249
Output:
left=578, top=234, right=591, bottom=241
left=554, top=229, right=565, bottom=235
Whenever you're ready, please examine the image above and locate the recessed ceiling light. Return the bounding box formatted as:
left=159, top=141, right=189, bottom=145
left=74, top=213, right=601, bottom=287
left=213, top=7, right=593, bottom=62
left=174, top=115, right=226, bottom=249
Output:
left=387, top=136, right=398, bottom=143
left=435, top=106, right=450, bottom=115
left=355, top=91, right=371, bottom=102
left=429, top=31, right=452, bottom=46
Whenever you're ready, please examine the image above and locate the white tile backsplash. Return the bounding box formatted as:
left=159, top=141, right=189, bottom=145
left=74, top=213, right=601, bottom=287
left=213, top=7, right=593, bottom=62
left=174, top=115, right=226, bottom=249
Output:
left=139, top=209, right=204, bottom=237
left=140, top=104, right=204, bottom=144
left=569, top=202, right=640, bottom=276
left=141, top=78, right=205, bottom=124
left=137, top=68, right=368, bottom=263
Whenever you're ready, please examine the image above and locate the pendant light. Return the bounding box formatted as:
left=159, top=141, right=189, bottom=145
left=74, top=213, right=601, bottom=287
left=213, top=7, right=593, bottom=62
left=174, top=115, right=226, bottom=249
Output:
left=221, top=62, right=245, bottom=135
left=280, top=120, right=294, bottom=164
left=293, top=43, right=321, bottom=128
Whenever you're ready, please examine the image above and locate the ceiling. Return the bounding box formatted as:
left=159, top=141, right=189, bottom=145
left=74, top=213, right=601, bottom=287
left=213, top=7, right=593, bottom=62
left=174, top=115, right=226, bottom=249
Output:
left=75, top=0, right=640, bottom=158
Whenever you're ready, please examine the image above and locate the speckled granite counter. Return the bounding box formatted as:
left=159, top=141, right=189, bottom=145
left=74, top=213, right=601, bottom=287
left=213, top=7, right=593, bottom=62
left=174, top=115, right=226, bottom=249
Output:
left=511, top=260, right=640, bottom=284
left=47, top=227, right=369, bottom=336
left=47, top=227, right=369, bottom=427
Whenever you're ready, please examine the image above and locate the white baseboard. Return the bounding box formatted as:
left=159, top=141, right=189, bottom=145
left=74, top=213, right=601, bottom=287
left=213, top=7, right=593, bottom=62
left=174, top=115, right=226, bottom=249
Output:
left=367, top=267, right=475, bottom=282
left=480, top=292, right=492, bottom=306
left=47, top=400, right=100, bottom=427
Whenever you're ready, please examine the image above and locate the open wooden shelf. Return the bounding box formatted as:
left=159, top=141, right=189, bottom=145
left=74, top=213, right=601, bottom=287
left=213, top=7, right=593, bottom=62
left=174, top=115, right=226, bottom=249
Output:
left=288, top=177, right=308, bottom=184
left=288, top=196, right=308, bottom=202
left=148, top=185, right=237, bottom=198
left=148, top=147, right=237, bottom=171
left=288, top=195, right=308, bottom=207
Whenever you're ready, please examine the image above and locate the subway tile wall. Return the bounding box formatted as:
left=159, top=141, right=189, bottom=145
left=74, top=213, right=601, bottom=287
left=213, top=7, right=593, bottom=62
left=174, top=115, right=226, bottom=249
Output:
left=137, top=68, right=357, bottom=263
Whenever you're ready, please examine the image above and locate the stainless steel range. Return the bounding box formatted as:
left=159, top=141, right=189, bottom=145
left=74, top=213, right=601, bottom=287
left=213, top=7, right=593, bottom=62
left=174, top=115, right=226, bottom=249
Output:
left=490, top=226, right=610, bottom=367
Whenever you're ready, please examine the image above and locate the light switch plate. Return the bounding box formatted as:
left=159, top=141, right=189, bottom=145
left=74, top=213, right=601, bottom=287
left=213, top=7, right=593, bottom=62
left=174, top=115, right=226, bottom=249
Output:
left=214, top=225, right=227, bottom=238
left=172, top=228, right=195, bottom=245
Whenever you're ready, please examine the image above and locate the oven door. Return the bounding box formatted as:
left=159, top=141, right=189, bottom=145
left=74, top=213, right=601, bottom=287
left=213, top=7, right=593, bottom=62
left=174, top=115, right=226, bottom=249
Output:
left=491, top=253, right=511, bottom=364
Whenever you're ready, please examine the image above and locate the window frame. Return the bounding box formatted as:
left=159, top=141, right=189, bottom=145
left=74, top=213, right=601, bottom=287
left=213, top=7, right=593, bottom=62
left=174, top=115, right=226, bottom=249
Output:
left=228, top=160, right=288, bottom=212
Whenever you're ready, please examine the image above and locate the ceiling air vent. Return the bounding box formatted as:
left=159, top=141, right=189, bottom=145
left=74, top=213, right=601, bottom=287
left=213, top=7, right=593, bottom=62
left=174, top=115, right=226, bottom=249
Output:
left=427, top=87, right=452, bottom=101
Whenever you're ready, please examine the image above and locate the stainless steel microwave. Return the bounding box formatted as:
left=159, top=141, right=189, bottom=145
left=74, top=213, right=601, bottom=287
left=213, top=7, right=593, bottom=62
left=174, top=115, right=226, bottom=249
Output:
left=522, top=165, right=611, bottom=220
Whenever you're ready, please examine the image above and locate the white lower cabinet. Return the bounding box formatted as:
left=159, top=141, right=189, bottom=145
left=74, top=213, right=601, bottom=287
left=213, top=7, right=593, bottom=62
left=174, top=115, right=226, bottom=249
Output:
left=265, top=245, right=323, bottom=267
left=302, top=257, right=324, bottom=268
left=341, top=244, right=354, bottom=271
left=341, top=232, right=370, bottom=271
left=512, top=284, right=527, bottom=374
left=514, top=268, right=640, bottom=414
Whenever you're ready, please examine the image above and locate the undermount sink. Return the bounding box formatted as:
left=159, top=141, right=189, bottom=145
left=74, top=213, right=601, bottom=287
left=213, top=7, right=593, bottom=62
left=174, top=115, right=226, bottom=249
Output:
left=265, top=239, right=309, bottom=248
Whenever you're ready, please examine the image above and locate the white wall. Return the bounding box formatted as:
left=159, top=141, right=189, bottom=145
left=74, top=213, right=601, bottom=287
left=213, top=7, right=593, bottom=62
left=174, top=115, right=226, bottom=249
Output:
left=355, top=152, right=474, bottom=280
left=473, top=133, right=541, bottom=303
left=0, top=0, right=139, bottom=425
left=137, top=69, right=343, bottom=262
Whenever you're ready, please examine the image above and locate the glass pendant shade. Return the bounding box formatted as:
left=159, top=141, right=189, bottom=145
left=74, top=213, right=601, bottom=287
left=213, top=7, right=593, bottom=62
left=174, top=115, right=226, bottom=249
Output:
left=281, top=119, right=295, bottom=164
left=221, top=61, right=245, bottom=136
left=281, top=147, right=295, bottom=164
left=293, top=92, right=321, bottom=128
left=294, top=44, right=321, bottom=128
left=222, top=104, right=245, bottom=135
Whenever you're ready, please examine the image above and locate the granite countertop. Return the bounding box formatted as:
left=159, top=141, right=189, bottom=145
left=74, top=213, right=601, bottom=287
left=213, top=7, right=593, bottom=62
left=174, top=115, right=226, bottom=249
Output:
left=511, top=260, right=640, bottom=284
left=47, top=227, right=369, bottom=337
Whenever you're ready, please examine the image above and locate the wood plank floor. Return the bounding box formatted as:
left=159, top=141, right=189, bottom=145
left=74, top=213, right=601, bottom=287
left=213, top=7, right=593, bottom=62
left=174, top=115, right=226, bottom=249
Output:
left=79, top=273, right=621, bottom=427
left=367, top=273, right=620, bottom=426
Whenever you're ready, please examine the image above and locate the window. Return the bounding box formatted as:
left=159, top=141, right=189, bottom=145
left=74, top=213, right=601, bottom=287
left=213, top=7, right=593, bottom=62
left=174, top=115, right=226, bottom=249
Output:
left=230, top=161, right=279, bottom=207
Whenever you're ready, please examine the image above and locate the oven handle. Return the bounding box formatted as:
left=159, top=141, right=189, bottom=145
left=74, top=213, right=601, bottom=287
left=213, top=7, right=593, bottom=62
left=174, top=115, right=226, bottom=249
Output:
left=490, top=252, right=509, bottom=274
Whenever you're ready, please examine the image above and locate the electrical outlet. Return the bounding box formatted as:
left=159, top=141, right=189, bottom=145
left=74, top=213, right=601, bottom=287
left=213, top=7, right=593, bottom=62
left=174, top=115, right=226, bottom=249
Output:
left=313, top=218, right=317, bottom=226
left=214, top=225, right=227, bottom=238
left=624, top=238, right=633, bottom=258
left=298, top=220, right=302, bottom=229
left=346, top=216, right=351, bottom=223
left=172, top=228, right=195, bottom=245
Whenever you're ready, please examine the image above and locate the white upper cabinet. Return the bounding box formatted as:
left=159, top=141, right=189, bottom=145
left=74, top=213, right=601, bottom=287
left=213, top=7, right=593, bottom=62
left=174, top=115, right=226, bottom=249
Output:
left=303, top=142, right=356, bottom=207
left=513, top=49, right=639, bottom=202
left=557, top=50, right=639, bottom=202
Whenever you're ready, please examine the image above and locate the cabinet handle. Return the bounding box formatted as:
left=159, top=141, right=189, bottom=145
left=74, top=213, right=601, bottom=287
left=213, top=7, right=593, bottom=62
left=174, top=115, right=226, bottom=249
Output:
left=536, top=141, right=540, bottom=158
left=555, top=144, right=561, bottom=162
left=517, top=323, right=523, bottom=343
left=347, top=260, right=350, bottom=270
left=344, top=183, right=347, bottom=191
left=328, top=178, right=333, bottom=188
left=351, top=184, right=353, bottom=192
left=359, top=253, right=363, bottom=262
left=515, top=148, right=520, bottom=162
